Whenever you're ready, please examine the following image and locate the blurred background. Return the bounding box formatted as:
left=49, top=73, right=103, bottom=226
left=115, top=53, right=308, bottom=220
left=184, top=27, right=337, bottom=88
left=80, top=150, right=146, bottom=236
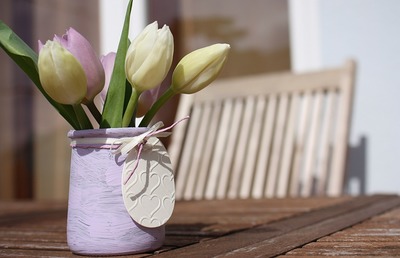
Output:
left=0, top=0, right=399, bottom=200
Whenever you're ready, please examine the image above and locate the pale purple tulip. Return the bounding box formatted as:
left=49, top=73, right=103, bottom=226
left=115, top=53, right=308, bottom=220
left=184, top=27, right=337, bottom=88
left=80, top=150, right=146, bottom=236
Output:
left=53, top=28, right=105, bottom=103
left=99, top=52, right=116, bottom=103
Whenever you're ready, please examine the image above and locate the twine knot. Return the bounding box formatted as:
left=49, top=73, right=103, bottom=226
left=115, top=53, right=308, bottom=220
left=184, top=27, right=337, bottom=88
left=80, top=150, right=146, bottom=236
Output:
left=112, top=116, right=189, bottom=184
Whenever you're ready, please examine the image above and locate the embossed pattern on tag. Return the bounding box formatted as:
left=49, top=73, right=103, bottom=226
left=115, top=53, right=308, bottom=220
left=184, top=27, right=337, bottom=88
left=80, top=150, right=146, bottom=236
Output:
left=122, top=137, right=175, bottom=228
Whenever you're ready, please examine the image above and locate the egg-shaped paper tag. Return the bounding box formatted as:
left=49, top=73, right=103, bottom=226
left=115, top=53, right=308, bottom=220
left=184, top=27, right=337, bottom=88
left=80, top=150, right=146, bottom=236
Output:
left=121, top=137, right=175, bottom=228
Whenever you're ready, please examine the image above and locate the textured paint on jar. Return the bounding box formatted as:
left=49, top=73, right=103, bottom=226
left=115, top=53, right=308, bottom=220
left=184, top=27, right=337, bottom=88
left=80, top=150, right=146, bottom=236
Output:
left=67, top=128, right=165, bottom=256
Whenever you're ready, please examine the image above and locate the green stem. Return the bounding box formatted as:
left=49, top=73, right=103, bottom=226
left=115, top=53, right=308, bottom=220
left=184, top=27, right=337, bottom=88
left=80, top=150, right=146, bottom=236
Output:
left=139, top=87, right=175, bottom=127
left=85, top=101, right=102, bottom=126
left=73, top=104, right=93, bottom=130
left=122, top=89, right=139, bottom=127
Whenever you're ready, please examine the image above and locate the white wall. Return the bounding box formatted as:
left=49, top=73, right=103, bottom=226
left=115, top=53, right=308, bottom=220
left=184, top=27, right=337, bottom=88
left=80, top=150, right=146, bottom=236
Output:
left=99, top=0, right=148, bottom=55
left=289, top=0, right=400, bottom=195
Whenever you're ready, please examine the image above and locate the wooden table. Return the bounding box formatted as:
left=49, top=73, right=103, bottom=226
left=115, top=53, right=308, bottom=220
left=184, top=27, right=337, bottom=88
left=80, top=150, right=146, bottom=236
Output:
left=1, top=194, right=400, bottom=257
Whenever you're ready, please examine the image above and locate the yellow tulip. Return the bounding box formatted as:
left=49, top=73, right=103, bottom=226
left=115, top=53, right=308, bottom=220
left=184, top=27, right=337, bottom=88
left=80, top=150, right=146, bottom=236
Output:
left=171, top=43, right=230, bottom=94
left=38, top=41, right=87, bottom=105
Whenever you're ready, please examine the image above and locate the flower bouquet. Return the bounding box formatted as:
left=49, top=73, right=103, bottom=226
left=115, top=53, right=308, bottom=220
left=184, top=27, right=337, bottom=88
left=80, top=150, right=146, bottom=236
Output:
left=0, top=0, right=229, bottom=255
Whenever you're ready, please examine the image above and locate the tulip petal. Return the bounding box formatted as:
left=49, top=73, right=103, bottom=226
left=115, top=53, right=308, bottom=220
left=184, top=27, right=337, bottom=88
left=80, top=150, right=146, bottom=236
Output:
left=38, top=40, right=44, bottom=52
left=55, top=28, right=105, bottom=103
left=131, top=22, right=158, bottom=71
left=99, top=52, right=116, bottom=102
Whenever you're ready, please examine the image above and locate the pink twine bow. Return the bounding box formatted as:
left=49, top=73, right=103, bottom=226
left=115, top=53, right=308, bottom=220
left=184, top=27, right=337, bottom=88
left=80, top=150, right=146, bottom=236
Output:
left=112, top=116, right=189, bottom=185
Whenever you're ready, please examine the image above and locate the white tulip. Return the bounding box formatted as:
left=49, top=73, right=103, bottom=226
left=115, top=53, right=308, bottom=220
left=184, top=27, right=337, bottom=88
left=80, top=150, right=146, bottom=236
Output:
left=125, top=21, right=174, bottom=93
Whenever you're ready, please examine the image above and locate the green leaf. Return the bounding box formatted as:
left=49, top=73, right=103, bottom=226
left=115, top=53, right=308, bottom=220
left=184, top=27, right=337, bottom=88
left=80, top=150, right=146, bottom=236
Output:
left=100, top=0, right=134, bottom=128
left=0, top=20, right=81, bottom=130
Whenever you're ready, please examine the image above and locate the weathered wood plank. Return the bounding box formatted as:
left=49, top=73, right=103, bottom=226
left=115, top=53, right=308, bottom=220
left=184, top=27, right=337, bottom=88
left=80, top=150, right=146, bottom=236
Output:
left=6, top=196, right=393, bottom=257
left=252, top=95, right=276, bottom=198
left=163, top=235, right=212, bottom=248
left=283, top=206, right=400, bottom=256
left=0, top=230, right=65, bottom=242
left=0, top=198, right=348, bottom=257
left=284, top=242, right=400, bottom=256
left=167, top=197, right=350, bottom=234
left=216, top=99, right=243, bottom=199
left=265, top=93, right=288, bottom=198
left=205, top=99, right=232, bottom=200
left=0, top=249, right=149, bottom=258
left=154, top=195, right=400, bottom=257
left=0, top=240, right=68, bottom=251
left=0, top=206, right=66, bottom=228
left=0, top=249, right=75, bottom=258
left=218, top=195, right=400, bottom=257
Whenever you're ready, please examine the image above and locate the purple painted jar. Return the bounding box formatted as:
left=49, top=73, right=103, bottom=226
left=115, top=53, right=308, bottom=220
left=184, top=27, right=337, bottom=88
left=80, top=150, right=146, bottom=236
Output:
left=67, top=128, right=165, bottom=256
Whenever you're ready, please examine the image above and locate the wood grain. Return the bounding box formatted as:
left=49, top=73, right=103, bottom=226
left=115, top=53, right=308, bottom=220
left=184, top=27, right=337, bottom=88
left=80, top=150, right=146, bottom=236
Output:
left=283, top=206, right=400, bottom=256
left=1, top=195, right=399, bottom=257
left=155, top=195, right=400, bottom=257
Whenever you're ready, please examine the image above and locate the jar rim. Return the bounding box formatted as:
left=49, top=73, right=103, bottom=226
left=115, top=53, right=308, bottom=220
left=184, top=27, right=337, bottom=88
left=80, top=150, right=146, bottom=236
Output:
left=68, top=127, right=149, bottom=139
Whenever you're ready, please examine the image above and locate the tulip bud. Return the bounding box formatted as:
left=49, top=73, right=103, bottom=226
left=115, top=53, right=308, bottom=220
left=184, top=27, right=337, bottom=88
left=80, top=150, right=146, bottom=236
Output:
left=172, top=43, right=230, bottom=94
left=38, top=41, right=87, bottom=105
left=54, top=28, right=105, bottom=103
left=125, top=21, right=174, bottom=93
left=136, top=87, right=160, bottom=117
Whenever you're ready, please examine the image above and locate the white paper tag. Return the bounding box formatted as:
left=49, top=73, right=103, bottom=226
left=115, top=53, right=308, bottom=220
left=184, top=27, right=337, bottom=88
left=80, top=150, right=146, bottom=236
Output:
left=121, top=137, right=175, bottom=228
